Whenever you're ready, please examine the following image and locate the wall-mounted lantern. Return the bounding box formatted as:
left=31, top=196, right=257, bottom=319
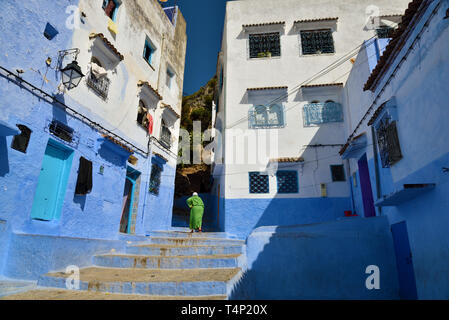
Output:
left=58, top=49, right=84, bottom=90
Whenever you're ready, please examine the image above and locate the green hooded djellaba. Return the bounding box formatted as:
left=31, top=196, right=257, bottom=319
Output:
left=187, top=194, right=204, bottom=231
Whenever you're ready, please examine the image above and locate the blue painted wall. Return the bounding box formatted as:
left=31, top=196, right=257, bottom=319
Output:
left=343, top=3, right=449, bottom=299
left=220, top=197, right=352, bottom=239
left=0, top=0, right=177, bottom=279
left=230, top=217, right=399, bottom=300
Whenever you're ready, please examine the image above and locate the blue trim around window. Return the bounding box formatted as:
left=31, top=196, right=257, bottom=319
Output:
left=143, top=38, right=155, bottom=66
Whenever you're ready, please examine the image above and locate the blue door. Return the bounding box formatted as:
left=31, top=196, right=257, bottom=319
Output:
left=391, top=221, right=418, bottom=300
left=31, top=140, right=74, bottom=221
left=358, top=154, right=376, bottom=218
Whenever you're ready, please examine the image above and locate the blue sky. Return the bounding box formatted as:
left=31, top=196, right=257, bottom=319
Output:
left=160, top=0, right=229, bottom=95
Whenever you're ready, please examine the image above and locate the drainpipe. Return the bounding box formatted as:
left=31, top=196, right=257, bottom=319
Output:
left=142, top=137, right=154, bottom=234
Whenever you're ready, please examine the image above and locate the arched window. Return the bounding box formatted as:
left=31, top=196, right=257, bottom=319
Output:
left=249, top=104, right=284, bottom=128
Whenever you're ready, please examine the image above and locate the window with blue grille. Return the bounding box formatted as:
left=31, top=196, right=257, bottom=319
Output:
left=276, top=171, right=298, bottom=194
left=249, top=104, right=285, bottom=129
left=249, top=172, right=269, bottom=194
left=149, top=164, right=162, bottom=195
left=249, top=32, right=281, bottom=59
left=300, top=29, right=335, bottom=55
left=303, top=101, right=343, bottom=127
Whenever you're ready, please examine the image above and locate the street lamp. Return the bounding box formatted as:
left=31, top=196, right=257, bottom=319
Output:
left=58, top=48, right=84, bottom=90
left=60, top=60, right=84, bottom=89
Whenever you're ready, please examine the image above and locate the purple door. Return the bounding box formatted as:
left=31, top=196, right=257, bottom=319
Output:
left=358, top=154, right=376, bottom=218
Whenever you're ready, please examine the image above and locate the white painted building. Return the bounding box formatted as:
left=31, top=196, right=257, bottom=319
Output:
left=66, top=0, right=186, bottom=167
left=211, top=0, right=410, bottom=239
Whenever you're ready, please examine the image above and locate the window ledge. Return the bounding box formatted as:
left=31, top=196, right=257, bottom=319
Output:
left=144, top=59, right=155, bottom=71
left=375, top=184, right=436, bottom=207
left=301, top=52, right=336, bottom=57
left=249, top=56, right=282, bottom=61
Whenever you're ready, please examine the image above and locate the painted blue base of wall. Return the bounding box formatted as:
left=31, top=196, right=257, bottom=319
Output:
left=3, top=233, right=128, bottom=280
left=219, top=197, right=352, bottom=239
left=230, top=217, right=399, bottom=300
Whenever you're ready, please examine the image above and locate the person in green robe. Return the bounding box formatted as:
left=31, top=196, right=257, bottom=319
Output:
left=187, top=192, right=204, bottom=233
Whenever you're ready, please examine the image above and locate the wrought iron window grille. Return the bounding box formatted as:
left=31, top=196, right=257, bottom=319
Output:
left=376, top=26, right=395, bottom=39
left=86, top=70, right=110, bottom=100
left=276, top=171, right=299, bottom=194
left=160, top=125, right=172, bottom=149
left=376, top=116, right=402, bottom=168
left=249, top=32, right=281, bottom=59
left=149, top=163, right=162, bottom=195
left=303, top=102, right=343, bottom=127
left=249, top=172, right=269, bottom=194
left=300, top=29, right=335, bottom=55
left=46, top=120, right=79, bottom=148
left=249, top=104, right=285, bottom=129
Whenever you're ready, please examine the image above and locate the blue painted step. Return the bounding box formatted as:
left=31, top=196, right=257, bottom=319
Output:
left=126, top=244, right=243, bottom=256
left=148, top=237, right=245, bottom=246
left=93, top=254, right=240, bottom=269
left=37, top=267, right=240, bottom=296
left=150, top=230, right=238, bottom=239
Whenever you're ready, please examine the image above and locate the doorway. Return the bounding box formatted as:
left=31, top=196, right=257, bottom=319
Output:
left=391, top=221, right=418, bottom=300
left=119, top=166, right=141, bottom=234
left=31, top=140, right=74, bottom=221
left=357, top=154, right=376, bottom=218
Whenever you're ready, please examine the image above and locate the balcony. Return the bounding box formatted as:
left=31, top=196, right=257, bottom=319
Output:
left=303, top=102, right=343, bottom=127
left=86, top=72, right=110, bottom=100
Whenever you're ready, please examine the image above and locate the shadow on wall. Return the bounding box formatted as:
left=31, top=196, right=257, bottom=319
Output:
left=0, top=137, right=9, bottom=177
left=220, top=116, right=352, bottom=239
left=229, top=217, right=399, bottom=300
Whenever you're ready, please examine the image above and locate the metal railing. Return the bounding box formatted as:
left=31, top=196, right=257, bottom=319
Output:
left=86, top=72, right=110, bottom=100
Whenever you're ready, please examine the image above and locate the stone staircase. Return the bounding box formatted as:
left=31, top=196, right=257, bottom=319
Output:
left=2, top=230, right=246, bottom=300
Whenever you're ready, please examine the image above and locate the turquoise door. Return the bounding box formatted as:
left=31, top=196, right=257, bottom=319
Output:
left=31, top=140, right=74, bottom=221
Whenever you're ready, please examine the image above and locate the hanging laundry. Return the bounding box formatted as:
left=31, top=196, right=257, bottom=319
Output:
left=75, top=157, right=93, bottom=195
left=90, top=62, right=108, bottom=79
left=147, top=113, right=153, bottom=135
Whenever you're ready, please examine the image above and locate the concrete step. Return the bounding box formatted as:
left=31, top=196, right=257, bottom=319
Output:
left=93, top=253, right=240, bottom=269
left=38, top=267, right=240, bottom=296
left=1, top=288, right=226, bottom=300
left=0, top=280, right=38, bottom=298
left=126, top=243, right=244, bottom=256
left=150, top=230, right=235, bottom=239
left=148, top=236, right=245, bottom=246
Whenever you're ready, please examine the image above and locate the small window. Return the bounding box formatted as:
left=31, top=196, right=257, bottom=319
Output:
left=249, top=32, right=281, bottom=59
left=149, top=163, right=162, bottom=195
left=49, top=120, right=74, bottom=143
left=11, top=125, right=32, bottom=153
left=249, top=172, right=269, bottom=194
left=166, top=68, right=175, bottom=89
left=143, top=38, right=155, bottom=66
left=376, top=26, right=394, bottom=39
left=249, top=104, right=284, bottom=129
left=75, top=157, right=93, bottom=195
left=137, top=100, right=149, bottom=129
left=102, top=0, right=120, bottom=21
left=300, top=29, right=335, bottom=55
left=331, top=165, right=346, bottom=182
left=43, top=23, right=58, bottom=40
left=277, top=171, right=299, bottom=194
left=160, top=120, right=172, bottom=149
left=376, top=117, right=403, bottom=168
